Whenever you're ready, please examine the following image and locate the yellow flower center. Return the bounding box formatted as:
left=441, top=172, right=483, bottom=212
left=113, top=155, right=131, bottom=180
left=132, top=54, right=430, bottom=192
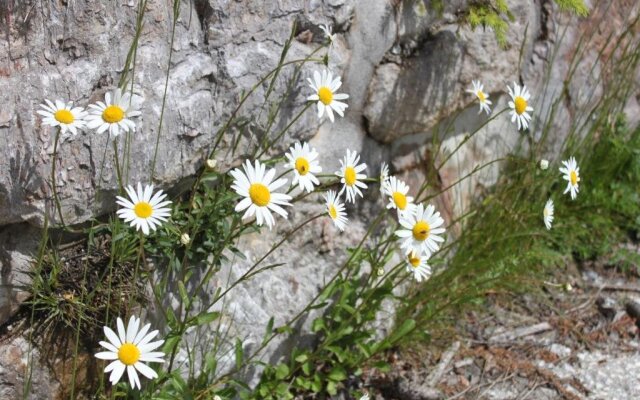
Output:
left=328, top=204, right=338, bottom=220
left=477, top=91, right=486, bottom=102
left=408, top=253, right=421, bottom=268
left=54, top=109, right=75, bottom=124
left=412, top=220, right=430, bottom=241
left=134, top=202, right=153, bottom=218
left=344, top=166, right=357, bottom=186
left=118, top=343, right=141, bottom=366
left=543, top=208, right=550, bottom=217
left=249, top=183, right=271, bottom=207
left=318, top=86, right=333, bottom=105
left=392, top=192, right=408, bottom=210
left=514, top=96, right=527, bottom=115
left=102, top=105, right=125, bottom=123
left=295, top=157, right=310, bottom=176
left=570, top=170, right=579, bottom=186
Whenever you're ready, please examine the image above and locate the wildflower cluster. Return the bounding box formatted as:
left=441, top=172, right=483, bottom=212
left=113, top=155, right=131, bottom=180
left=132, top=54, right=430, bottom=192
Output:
left=466, top=80, right=582, bottom=230
left=34, top=19, right=584, bottom=392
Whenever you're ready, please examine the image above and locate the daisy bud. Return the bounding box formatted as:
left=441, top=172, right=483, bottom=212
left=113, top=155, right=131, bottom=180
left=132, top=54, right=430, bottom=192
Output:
left=539, top=159, right=549, bottom=170
left=564, top=283, right=573, bottom=292
left=377, top=267, right=385, bottom=276
left=206, top=159, right=217, bottom=170
left=180, top=233, right=191, bottom=245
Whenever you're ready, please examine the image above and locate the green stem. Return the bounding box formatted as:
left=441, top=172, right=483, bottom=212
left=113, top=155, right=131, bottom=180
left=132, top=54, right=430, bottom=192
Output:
left=150, top=0, right=180, bottom=179
left=50, top=128, right=66, bottom=228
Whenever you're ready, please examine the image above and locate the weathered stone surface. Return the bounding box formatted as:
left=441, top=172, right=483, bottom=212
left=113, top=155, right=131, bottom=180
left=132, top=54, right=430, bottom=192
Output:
left=0, top=334, right=58, bottom=400
left=0, top=0, right=639, bottom=397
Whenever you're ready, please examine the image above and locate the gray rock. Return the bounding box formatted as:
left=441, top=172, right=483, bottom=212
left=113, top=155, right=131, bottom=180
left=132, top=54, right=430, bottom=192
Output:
left=0, top=0, right=639, bottom=397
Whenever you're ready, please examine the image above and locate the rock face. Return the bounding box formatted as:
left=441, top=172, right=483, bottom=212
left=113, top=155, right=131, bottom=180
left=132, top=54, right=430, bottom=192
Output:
left=0, top=0, right=639, bottom=396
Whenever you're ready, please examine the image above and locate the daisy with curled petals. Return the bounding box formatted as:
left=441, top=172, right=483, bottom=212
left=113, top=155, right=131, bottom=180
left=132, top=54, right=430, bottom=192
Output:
left=466, top=80, right=492, bottom=115
left=285, top=142, right=322, bottom=193
left=405, top=251, right=432, bottom=283
left=95, top=316, right=165, bottom=390
left=324, top=190, right=348, bottom=231
left=307, top=69, right=349, bottom=123
left=116, top=183, right=172, bottom=235
left=384, top=176, right=415, bottom=216
left=507, top=82, right=533, bottom=131
left=319, top=24, right=336, bottom=45
left=87, top=88, right=142, bottom=137
left=395, top=203, right=445, bottom=257
left=37, top=99, right=87, bottom=136
left=543, top=198, right=554, bottom=230
left=335, top=149, right=367, bottom=203
left=230, top=160, right=292, bottom=229
left=379, top=162, right=389, bottom=195
left=559, top=157, right=580, bottom=200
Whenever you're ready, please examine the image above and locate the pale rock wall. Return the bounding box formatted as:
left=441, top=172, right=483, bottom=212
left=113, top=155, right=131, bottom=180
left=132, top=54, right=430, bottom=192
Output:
left=0, top=0, right=638, bottom=397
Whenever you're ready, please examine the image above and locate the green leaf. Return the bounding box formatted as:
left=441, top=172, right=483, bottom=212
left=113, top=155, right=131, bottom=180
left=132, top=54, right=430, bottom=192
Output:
left=275, top=363, right=290, bottom=380
left=328, top=366, right=347, bottom=382
left=326, top=380, right=337, bottom=396
left=194, top=311, right=221, bottom=326
left=177, top=281, right=190, bottom=307
left=235, top=338, right=243, bottom=370
left=294, top=354, right=308, bottom=363
left=262, top=317, right=274, bottom=345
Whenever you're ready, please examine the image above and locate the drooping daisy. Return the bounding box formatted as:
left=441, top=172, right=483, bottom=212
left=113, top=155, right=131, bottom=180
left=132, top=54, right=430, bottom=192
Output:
left=37, top=99, right=88, bottom=136
left=230, top=160, right=292, bottom=229
left=307, top=69, right=349, bottom=123
left=396, top=203, right=445, bottom=257
left=559, top=157, right=580, bottom=200
left=87, top=88, right=142, bottom=137
left=543, top=198, right=554, bottom=230
left=324, top=190, right=348, bottom=231
left=466, top=80, right=492, bottom=115
left=319, top=24, right=336, bottom=45
left=379, top=162, right=389, bottom=195
left=335, top=149, right=367, bottom=203
left=384, top=176, right=415, bottom=216
left=285, top=142, right=322, bottom=193
left=116, top=183, right=172, bottom=235
left=95, top=316, right=165, bottom=390
left=507, top=82, right=533, bottom=131
left=405, top=251, right=432, bottom=282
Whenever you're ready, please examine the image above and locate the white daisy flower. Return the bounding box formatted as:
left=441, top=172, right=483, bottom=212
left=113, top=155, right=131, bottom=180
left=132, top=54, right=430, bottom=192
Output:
left=335, top=149, right=367, bottom=203
left=324, top=190, right=348, bottom=231
left=543, top=198, right=554, bottom=230
left=319, top=24, right=336, bottom=45
left=379, top=162, right=389, bottom=195
left=230, top=160, right=292, bottom=229
left=37, top=99, right=88, bottom=136
left=95, top=316, right=165, bottom=390
left=405, top=251, right=432, bottom=282
left=559, top=157, right=580, bottom=200
left=307, top=69, right=349, bottom=123
left=396, top=203, right=445, bottom=257
left=508, top=82, right=533, bottom=131
left=87, top=88, right=142, bottom=137
left=285, top=142, right=322, bottom=193
left=466, top=80, right=492, bottom=115
left=360, top=395, right=370, bottom=400
left=116, top=183, right=172, bottom=235
left=383, top=176, right=415, bottom=216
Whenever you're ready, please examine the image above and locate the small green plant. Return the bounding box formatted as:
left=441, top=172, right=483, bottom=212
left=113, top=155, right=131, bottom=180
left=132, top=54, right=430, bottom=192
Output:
left=416, top=0, right=590, bottom=47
